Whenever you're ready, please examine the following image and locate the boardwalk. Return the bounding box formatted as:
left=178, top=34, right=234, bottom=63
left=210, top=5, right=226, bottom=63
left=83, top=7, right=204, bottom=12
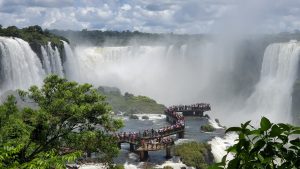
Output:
left=116, top=103, right=211, bottom=161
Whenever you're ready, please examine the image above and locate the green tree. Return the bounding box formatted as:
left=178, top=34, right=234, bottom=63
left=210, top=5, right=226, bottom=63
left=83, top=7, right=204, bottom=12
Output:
left=0, top=75, right=123, bottom=169
left=210, top=117, right=300, bottom=169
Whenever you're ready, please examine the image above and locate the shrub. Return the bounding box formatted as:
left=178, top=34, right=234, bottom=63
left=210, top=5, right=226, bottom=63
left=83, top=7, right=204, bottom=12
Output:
left=201, top=124, right=215, bottom=132
left=175, top=142, right=213, bottom=169
left=210, top=117, right=300, bottom=169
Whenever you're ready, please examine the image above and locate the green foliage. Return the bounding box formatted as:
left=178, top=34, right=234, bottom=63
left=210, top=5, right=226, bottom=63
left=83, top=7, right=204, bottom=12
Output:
left=0, top=25, right=68, bottom=47
left=175, top=142, right=213, bottom=169
left=0, top=75, right=123, bottom=168
left=98, top=86, right=165, bottom=114
left=201, top=124, right=215, bottom=132
left=50, top=29, right=202, bottom=46
left=210, top=117, right=300, bottom=169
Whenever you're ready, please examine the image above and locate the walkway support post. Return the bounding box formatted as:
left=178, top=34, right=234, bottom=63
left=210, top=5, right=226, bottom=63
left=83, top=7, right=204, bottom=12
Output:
left=140, top=151, right=149, bottom=161
left=130, top=143, right=135, bottom=152
left=166, top=146, right=171, bottom=159
left=178, top=131, right=184, bottom=138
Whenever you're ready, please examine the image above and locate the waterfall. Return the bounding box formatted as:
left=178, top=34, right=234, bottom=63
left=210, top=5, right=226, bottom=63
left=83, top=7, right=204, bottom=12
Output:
left=241, top=41, right=300, bottom=123
left=40, top=42, right=64, bottom=77
left=41, top=45, right=51, bottom=74
left=63, top=41, right=81, bottom=81
left=0, top=37, right=45, bottom=94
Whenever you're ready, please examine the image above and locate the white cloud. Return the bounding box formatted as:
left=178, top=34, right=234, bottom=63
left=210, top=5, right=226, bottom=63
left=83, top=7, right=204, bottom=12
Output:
left=121, top=4, right=131, bottom=11
left=0, top=0, right=299, bottom=33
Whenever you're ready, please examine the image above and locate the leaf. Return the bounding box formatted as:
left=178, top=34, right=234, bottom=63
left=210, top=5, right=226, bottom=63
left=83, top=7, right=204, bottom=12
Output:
left=291, top=129, right=300, bottom=135
left=278, top=135, right=288, bottom=144
left=208, top=163, right=224, bottom=169
left=250, top=139, right=266, bottom=154
left=290, top=138, right=300, bottom=147
left=227, top=158, right=239, bottom=169
left=250, top=129, right=261, bottom=136
left=226, top=127, right=242, bottom=133
left=278, top=123, right=291, bottom=131
left=260, top=117, right=271, bottom=131
left=242, top=120, right=251, bottom=129
left=258, top=154, right=264, bottom=162
left=270, top=124, right=283, bottom=137
left=227, top=146, right=237, bottom=153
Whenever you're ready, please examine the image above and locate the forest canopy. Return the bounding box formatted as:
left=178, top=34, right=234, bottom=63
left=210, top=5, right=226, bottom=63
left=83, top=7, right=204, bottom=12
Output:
left=0, top=25, right=68, bottom=47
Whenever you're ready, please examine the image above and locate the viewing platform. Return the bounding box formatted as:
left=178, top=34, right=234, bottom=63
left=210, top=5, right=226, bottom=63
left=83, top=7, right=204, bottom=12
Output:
left=116, top=103, right=211, bottom=161
left=166, top=103, right=211, bottom=117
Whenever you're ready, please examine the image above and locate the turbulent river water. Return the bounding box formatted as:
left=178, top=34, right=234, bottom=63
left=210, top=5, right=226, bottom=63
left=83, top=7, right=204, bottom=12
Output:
left=113, top=114, right=224, bottom=169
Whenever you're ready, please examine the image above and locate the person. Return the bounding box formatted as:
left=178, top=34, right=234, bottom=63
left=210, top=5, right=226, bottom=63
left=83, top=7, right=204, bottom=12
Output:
left=141, top=139, right=145, bottom=148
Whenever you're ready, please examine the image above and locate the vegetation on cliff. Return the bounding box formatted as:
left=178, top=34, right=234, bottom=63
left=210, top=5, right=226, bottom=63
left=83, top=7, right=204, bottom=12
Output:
left=0, top=75, right=123, bottom=168
left=98, top=86, right=166, bottom=114
left=175, top=142, right=214, bottom=169
left=0, top=25, right=68, bottom=47
left=51, top=29, right=206, bottom=46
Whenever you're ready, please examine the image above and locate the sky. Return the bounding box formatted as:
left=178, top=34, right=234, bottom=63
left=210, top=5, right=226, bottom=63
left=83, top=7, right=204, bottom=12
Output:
left=0, top=0, right=300, bottom=34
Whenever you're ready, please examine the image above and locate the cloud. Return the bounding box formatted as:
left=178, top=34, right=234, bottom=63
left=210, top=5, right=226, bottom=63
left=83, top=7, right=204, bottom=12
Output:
left=0, top=0, right=299, bottom=33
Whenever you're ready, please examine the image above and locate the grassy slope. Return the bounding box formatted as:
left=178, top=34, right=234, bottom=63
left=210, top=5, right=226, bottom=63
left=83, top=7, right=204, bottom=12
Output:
left=98, top=86, right=166, bottom=114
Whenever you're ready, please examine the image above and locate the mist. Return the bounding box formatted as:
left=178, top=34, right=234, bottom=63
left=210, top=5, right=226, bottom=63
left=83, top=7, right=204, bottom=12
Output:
left=60, top=0, right=300, bottom=126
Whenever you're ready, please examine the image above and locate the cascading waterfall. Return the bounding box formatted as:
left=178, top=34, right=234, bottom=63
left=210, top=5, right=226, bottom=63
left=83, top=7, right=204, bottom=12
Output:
left=240, top=41, right=300, bottom=123
left=209, top=41, right=300, bottom=163
left=63, top=41, right=81, bottom=81
left=40, top=42, right=64, bottom=77
left=0, top=37, right=45, bottom=94
left=0, top=37, right=68, bottom=96
left=70, top=42, right=239, bottom=111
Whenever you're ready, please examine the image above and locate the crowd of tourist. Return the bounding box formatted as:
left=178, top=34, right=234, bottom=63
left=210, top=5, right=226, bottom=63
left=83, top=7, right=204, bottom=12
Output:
left=140, top=137, right=174, bottom=150
left=116, top=119, right=184, bottom=144
left=116, top=104, right=212, bottom=150
left=167, top=103, right=211, bottom=112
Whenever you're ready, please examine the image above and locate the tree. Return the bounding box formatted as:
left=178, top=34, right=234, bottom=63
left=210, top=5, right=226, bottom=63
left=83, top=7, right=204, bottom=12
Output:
left=0, top=75, right=123, bottom=168
left=210, top=117, right=300, bottom=169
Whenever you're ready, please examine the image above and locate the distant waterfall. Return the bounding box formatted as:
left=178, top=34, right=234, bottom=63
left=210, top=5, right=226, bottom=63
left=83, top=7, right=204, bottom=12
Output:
left=242, top=41, right=300, bottom=123
left=40, top=42, right=64, bottom=77
left=0, top=37, right=45, bottom=93
left=63, top=41, right=80, bottom=81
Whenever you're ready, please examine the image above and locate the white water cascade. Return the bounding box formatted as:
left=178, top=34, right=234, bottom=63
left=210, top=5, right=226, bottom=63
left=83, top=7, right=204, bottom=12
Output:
left=0, top=37, right=45, bottom=94
left=239, top=41, right=300, bottom=123
left=63, top=41, right=81, bottom=81
left=40, top=42, right=64, bottom=77
left=69, top=43, right=238, bottom=109
left=209, top=41, right=300, bottom=163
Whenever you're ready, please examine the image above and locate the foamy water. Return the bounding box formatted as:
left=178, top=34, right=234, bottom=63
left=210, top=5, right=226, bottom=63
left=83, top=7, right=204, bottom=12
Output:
left=208, top=133, right=238, bottom=162
left=208, top=119, right=224, bottom=129
left=133, top=114, right=166, bottom=122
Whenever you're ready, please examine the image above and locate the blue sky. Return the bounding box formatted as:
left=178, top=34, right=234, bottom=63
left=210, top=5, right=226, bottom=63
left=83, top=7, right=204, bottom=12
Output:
left=0, top=0, right=300, bottom=34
